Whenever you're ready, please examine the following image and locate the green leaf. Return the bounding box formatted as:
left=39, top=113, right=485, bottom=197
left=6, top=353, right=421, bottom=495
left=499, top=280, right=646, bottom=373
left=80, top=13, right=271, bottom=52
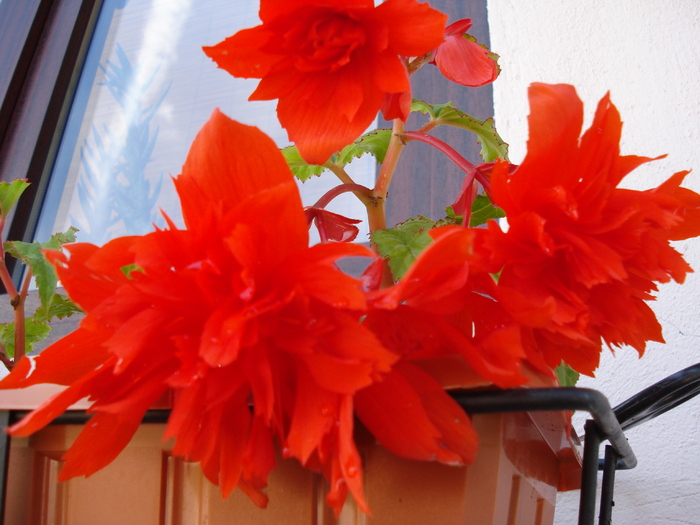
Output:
left=337, top=129, right=392, bottom=165
left=371, top=228, right=433, bottom=280
left=410, top=99, right=440, bottom=119
left=555, top=362, right=580, bottom=387
left=470, top=194, right=506, bottom=227
left=34, top=293, right=82, bottom=321
left=5, top=227, right=78, bottom=321
left=281, top=146, right=326, bottom=182
left=121, top=263, right=144, bottom=279
left=0, top=180, right=30, bottom=218
left=411, top=100, right=509, bottom=162
left=0, top=319, right=52, bottom=359
left=393, top=215, right=438, bottom=234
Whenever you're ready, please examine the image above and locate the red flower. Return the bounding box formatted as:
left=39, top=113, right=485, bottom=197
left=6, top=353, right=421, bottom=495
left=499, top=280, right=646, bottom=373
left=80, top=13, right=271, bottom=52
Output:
left=356, top=227, right=529, bottom=467
left=431, top=19, right=500, bottom=87
left=305, top=206, right=362, bottom=242
left=203, top=0, right=447, bottom=164
left=486, top=83, right=700, bottom=375
left=0, top=110, right=396, bottom=514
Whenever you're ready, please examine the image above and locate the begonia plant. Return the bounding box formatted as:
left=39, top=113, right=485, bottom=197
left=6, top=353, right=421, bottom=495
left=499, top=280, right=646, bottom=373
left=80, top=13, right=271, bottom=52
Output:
left=0, top=0, right=699, bottom=516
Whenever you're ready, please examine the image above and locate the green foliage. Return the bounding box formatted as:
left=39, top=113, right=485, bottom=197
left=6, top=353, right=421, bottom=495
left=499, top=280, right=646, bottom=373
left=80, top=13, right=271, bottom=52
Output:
left=34, top=294, right=82, bottom=321
left=5, top=227, right=78, bottom=321
left=336, top=129, right=392, bottom=165
left=0, top=180, right=30, bottom=218
left=120, top=263, right=144, bottom=279
left=283, top=129, right=392, bottom=182
left=371, top=218, right=436, bottom=280
left=281, top=146, right=326, bottom=182
left=469, top=194, right=505, bottom=227
left=0, top=319, right=52, bottom=359
left=411, top=100, right=509, bottom=162
left=555, top=362, right=580, bottom=387
left=0, top=227, right=81, bottom=359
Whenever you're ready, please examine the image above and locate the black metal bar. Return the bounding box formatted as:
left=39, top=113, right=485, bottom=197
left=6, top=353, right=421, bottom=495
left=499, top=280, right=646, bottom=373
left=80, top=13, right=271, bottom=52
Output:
left=451, top=387, right=636, bottom=469
left=598, top=445, right=618, bottom=525
left=613, top=362, right=700, bottom=431
left=8, top=408, right=171, bottom=426
left=578, top=420, right=603, bottom=525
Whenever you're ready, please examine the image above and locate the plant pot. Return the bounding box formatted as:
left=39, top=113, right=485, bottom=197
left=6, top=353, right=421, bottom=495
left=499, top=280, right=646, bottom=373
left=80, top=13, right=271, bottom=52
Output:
left=0, top=384, right=581, bottom=525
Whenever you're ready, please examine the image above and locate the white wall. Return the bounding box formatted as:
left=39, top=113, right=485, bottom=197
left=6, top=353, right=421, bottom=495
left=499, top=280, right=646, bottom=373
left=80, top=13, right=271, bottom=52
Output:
left=487, top=2, right=700, bottom=523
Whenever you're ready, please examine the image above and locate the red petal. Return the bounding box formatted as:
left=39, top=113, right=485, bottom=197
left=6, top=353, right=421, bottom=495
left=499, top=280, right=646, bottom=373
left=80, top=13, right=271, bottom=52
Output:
left=355, top=367, right=443, bottom=461
left=372, top=0, right=447, bottom=57
left=0, top=328, right=109, bottom=388
left=259, top=0, right=372, bottom=23
left=276, top=66, right=384, bottom=165
left=175, top=110, right=296, bottom=228
left=286, top=365, right=338, bottom=464
left=203, top=26, right=280, bottom=79
left=434, top=34, right=499, bottom=87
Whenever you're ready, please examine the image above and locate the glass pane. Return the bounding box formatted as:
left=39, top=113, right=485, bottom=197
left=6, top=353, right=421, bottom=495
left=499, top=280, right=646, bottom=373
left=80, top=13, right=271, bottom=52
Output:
left=37, top=0, right=375, bottom=246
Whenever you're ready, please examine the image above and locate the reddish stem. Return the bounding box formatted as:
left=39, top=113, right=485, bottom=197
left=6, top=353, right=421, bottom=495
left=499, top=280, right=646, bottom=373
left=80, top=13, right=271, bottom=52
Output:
left=313, top=183, right=374, bottom=210
left=400, top=131, right=492, bottom=192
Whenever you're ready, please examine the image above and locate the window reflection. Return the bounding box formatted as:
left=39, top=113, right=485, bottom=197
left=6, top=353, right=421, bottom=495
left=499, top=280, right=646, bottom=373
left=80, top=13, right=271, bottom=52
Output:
left=36, top=0, right=375, bottom=245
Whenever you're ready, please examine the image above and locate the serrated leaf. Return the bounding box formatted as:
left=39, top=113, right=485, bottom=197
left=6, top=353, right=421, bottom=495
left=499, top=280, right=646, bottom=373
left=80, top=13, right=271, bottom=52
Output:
left=412, top=100, right=509, bottom=162
left=370, top=228, right=433, bottom=280
left=0, top=180, right=30, bottom=218
left=0, top=319, right=52, bottom=358
left=5, top=227, right=78, bottom=320
left=337, top=129, right=392, bottom=165
left=555, top=362, right=580, bottom=387
left=410, top=99, right=438, bottom=118
left=470, top=194, right=506, bottom=227
left=34, top=293, right=82, bottom=321
left=281, top=146, right=326, bottom=182
left=393, top=215, right=438, bottom=234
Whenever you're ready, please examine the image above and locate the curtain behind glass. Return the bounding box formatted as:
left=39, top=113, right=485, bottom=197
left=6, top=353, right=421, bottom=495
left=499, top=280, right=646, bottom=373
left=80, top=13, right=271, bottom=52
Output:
left=36, top=0, right=375, bottom=246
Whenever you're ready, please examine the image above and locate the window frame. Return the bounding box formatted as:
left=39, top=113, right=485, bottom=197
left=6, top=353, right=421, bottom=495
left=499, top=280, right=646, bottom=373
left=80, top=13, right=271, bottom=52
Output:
left=0, top=0, right=103, bottom=282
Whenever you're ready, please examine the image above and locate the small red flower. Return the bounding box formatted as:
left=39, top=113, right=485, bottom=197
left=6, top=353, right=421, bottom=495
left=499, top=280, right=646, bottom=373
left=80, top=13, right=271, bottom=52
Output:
left=486, top=83, right=700, bottom=375
left=431, top=19, right=500, bottom=87
left=0, top=110, right=396, bottom=514
left=203, top=0, right=447, bottom=164
left=305, top=206, right=362, bottom=242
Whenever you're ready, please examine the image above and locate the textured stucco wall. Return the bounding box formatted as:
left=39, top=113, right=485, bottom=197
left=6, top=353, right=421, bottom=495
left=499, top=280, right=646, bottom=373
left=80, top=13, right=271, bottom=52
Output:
left=487, top=2, right=700, bottom=523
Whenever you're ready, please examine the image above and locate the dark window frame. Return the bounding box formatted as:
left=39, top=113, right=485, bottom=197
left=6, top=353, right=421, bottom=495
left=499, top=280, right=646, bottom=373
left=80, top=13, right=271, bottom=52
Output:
left=0, top=0, right=103, bottom=283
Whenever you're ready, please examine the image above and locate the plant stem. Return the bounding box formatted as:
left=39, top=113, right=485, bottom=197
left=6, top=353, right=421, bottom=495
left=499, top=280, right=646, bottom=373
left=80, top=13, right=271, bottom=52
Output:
left=323, top=164, right=374, bottom=208
left=312, top=183, right=374, bottom=210
left=407, top=52, right=434, bottom=74
left=13, top=269, right=32, bottom=364
left=374, top=119, right=406, bottom=201
left=400, top=131, right=493, bottom=194
left=0, top=347, right=12, bottom=371
left=0, top=217, right=22, bottom=368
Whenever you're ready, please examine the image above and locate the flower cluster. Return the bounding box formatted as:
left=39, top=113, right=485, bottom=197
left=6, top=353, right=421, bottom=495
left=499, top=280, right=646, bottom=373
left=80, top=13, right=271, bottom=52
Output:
left=1, top=0, right=699, bottom=517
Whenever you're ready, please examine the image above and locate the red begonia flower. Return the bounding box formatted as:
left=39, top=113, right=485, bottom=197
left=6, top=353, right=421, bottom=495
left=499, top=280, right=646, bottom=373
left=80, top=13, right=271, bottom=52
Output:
left=203, top=0, right=447, bottom=164
left=305, top=206, right=362, bottom=242
left=486, top=83, right=700, bottom=375
left=357, top=227, right=528, bottom=466
left=0, top=110, right=396, bottom=514
left=431, top=19, right=500, bottom=87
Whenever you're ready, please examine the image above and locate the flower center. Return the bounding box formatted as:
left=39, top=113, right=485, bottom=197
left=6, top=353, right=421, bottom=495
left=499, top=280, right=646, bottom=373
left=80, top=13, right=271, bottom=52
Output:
left=294, top=14, right=366, bottom=72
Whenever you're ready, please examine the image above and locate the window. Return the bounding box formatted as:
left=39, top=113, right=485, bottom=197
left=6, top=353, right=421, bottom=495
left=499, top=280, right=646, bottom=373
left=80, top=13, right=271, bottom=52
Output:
left=0, top=0, right=494, bottom=271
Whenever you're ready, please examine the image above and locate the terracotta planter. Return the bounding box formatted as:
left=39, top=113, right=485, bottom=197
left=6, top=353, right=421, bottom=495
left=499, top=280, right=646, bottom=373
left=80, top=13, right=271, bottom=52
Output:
left=1, top=384, right=580, bottom=525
